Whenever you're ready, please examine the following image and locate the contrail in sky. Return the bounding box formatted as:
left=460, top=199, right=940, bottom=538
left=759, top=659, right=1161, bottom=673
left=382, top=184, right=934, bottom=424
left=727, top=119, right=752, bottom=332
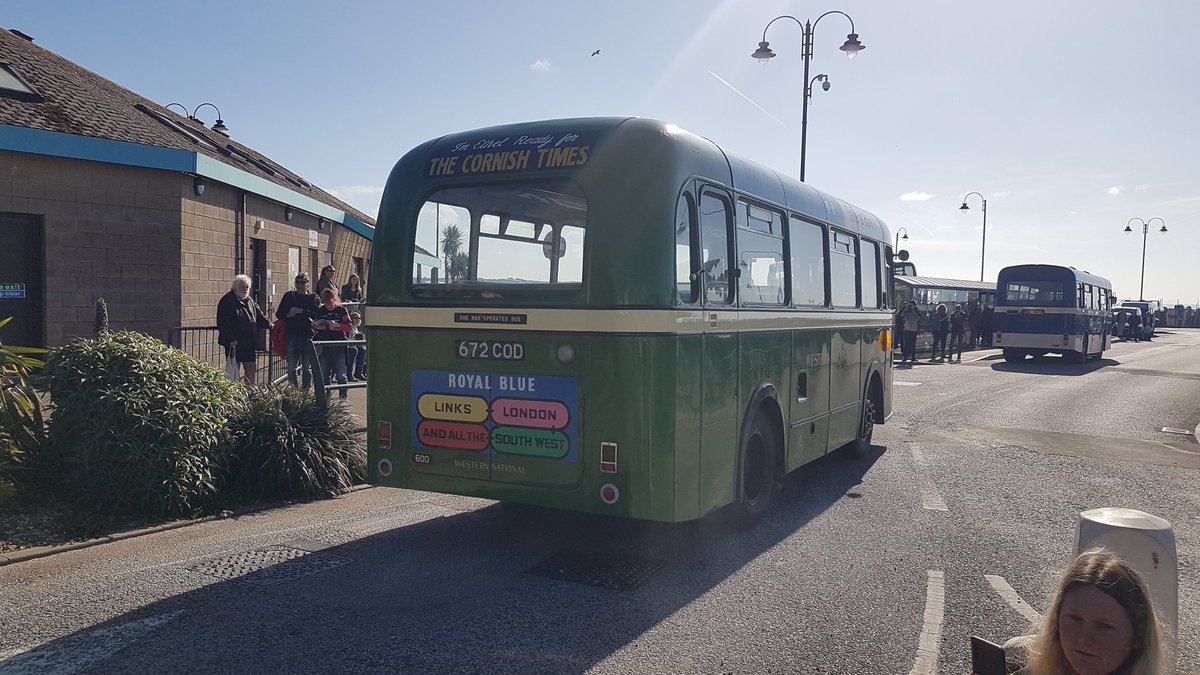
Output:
left=707, top=70, right=788, bottom=129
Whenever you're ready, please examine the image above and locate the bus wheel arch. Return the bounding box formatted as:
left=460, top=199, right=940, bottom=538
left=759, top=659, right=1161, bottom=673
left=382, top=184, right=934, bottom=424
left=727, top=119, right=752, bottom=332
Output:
left=731, top=385, right=784, bottom=527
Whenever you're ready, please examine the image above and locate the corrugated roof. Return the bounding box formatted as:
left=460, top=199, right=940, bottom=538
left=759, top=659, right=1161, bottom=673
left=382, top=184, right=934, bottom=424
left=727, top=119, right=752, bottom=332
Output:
left=0, top=27, right=375, bottom=227
left=895, top=275, right=996, bottom=291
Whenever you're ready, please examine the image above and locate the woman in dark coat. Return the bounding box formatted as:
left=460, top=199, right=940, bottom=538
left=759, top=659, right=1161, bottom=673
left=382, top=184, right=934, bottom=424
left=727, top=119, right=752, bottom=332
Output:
left=217, top=274, right=271, bottom=384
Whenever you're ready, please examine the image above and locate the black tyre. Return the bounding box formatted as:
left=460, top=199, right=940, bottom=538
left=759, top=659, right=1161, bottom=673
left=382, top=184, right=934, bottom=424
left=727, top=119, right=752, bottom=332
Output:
left=1003, top=348, right=1023, bottom=363
left=848, top=393, right=876, bottom=459
left=730, top=413, right=779, bottom=528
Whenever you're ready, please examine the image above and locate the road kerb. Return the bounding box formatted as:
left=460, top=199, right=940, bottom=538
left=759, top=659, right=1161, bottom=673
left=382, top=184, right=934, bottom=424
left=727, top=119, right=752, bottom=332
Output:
left=0, top=483, right=375, bottom=567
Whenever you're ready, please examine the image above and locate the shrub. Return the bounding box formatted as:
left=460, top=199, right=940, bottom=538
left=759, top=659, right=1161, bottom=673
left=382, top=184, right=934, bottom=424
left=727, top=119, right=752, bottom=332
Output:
left=0, top=317, right=46, bottom=491
left=37, top=330, right=240, bottom=518
left=223, top=385, right=365, bottom=501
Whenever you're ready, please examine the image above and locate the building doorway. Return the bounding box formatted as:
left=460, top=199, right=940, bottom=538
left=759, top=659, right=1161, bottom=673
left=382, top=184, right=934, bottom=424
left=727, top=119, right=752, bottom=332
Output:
left=250, top=238, right=267, bottom=350
left=0, top=213, right=44, bottom=347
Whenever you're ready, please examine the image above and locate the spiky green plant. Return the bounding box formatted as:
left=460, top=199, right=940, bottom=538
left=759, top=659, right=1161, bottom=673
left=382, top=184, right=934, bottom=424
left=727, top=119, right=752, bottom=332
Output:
left=223, top=385, right=365, bottom=501
left=0, top=317, right=46, bottom=490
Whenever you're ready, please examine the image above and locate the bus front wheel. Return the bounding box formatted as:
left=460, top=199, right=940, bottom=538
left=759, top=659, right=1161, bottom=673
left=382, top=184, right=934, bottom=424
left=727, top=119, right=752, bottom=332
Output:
left=1003, top=348, right=1024, bottom=363
left=731, top=413, right=780, bottom=528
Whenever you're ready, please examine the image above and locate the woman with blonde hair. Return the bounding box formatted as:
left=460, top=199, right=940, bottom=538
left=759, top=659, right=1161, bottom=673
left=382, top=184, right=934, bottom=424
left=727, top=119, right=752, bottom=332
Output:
left=1015, top=548, right=1163, bottom=675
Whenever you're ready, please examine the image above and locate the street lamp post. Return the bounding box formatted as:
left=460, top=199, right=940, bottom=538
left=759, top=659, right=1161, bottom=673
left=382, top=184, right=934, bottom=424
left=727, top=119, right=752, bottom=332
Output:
left=894, top=226, right=909, bottom=251
left=752, top=12, right=865, bottom=182
left=1124, top=217, right=1168, bottom=301
left=959, top=192, right=988, bottom=282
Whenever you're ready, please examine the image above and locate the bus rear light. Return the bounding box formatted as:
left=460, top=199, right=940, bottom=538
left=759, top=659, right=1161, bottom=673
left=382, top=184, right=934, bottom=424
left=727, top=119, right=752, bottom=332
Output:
left=600, top=442, right=618, bottom=473
left=995, top=332, right=1002, bottom=344
left=378, top=459, right=393, bottom=477
left=600, top=483, right=620, bottom=504
left=879, top=329, right=891, bottom=351
left=378, top=420, right=393, bottom=450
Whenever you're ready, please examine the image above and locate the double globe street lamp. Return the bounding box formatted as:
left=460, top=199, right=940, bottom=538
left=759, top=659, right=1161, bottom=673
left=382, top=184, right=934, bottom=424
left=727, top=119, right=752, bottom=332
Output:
left=959, top=192, right=988, bottom=282
left=1124, top=217, right=1167, bottom=301
left=751, top=12, right=865, bottom=182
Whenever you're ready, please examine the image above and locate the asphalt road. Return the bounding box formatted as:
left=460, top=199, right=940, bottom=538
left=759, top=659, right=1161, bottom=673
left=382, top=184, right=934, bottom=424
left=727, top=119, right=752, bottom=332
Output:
left=2, top=330, right=1198, bottom=674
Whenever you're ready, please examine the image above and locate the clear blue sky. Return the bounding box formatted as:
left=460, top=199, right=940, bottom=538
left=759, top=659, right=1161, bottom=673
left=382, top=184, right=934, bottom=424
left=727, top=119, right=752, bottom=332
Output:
left=8, top=0, right=1200, bottom=303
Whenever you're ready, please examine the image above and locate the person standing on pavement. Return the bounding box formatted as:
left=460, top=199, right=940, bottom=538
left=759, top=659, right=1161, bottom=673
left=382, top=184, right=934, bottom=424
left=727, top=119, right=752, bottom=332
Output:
left=949, top=303, right=968, bottom=362
left=345, top=311, right=366, bottom=382
left=216, top=274, right=271, bottom=385
left=275, top=273, right=320, bottom=389
left=968, top=300, right=981, bottom=348
left=313, top=289, right=353, bottom=398
left=899, top=301, right=922, bottom=364
left=981, top=305, right=994, bottom=348
left=930, top=303, right=949, bottom=361
left=340, top=273, right=364, bottom=304
left=316, top=264, right=338, bottom=298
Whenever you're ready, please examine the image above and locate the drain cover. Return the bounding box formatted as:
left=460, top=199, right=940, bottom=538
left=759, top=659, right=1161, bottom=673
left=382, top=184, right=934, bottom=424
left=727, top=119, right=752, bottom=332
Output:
left=528, top=549, right=665, bottom=591
left=189, top=545, right=351, bottom=586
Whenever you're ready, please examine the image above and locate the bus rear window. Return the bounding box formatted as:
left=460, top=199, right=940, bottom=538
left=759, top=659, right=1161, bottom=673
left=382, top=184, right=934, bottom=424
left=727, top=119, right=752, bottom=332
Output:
left=1004, top=281, right=1066, bottom=306
left=412, top=182, right=586, bottom=299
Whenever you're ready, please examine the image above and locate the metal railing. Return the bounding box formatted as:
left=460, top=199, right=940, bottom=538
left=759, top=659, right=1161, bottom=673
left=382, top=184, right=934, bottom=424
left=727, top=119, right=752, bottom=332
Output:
left=166, top=326, right=287, bottom=386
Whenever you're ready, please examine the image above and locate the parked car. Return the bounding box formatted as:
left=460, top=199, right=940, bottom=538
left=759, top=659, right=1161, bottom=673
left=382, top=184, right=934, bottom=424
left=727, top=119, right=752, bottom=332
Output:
left=1117, top=301, right=1157, bottom=339
left=1114, top=306, right=1152, bottom=341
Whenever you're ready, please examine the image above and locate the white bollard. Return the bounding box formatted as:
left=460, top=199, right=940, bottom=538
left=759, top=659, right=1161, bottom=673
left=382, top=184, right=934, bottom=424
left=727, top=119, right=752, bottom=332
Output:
left=1075, top=508, right=1177, bottom=673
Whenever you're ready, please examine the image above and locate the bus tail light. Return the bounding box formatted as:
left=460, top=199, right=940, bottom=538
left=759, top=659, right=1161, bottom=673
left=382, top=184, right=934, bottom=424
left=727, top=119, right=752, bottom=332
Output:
left=995, top=331, right=1003, bottom=344
left=378, top=420, right=393, bottom=450
left=880, top=329, right=891, bottom=351
left=600, top=442, right=617, bottom=473
left=600, top=483, right=620, bottom=504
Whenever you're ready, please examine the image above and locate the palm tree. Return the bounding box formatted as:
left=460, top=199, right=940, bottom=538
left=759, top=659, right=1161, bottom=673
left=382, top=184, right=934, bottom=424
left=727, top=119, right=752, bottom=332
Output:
left=441, top=225, right=467, bottom=282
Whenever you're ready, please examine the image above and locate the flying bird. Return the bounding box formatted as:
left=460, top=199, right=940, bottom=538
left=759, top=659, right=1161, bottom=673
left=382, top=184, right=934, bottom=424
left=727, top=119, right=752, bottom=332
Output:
left=591, top=49, right=601, bottom=56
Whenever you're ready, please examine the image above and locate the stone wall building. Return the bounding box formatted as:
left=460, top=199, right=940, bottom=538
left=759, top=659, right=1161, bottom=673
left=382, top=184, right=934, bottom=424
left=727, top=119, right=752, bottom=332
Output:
left=0, top=26, right=389, bottom=349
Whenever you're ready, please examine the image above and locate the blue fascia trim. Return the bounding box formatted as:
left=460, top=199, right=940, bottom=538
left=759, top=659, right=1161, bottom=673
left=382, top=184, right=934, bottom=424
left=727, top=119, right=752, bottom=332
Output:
left=0, top=125, right=374, bottom=242
left=0, top=124, right=196, bottom=173
left=195, top=156, right=374, bottom=241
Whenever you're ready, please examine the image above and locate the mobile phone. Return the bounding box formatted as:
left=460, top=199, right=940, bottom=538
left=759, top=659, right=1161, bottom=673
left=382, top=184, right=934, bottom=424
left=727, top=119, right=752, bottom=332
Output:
left=970, top=636, right=1006, bottom=675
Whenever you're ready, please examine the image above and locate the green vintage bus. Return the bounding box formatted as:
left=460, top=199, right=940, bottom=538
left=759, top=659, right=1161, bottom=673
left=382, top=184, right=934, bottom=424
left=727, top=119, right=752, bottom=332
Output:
left=367, top=117, right=894, bottom=524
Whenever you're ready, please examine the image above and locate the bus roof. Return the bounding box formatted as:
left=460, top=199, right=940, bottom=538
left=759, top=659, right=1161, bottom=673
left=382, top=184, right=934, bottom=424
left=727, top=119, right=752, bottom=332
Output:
left=411, top=116, right=891, bottom=243
left=996, top=264, right=1112, bottom=289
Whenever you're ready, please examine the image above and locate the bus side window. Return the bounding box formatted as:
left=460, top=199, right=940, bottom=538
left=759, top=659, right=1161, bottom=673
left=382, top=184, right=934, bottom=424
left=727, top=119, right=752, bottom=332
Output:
left=860, top=240, right=880, bottom=309
left=829, top=230, right=857, bottom=308
left=789, top=218, right=827, bottom=307
left=675, top=191, right=698, bottom=304
left=700, top=191, right=733, bottom=304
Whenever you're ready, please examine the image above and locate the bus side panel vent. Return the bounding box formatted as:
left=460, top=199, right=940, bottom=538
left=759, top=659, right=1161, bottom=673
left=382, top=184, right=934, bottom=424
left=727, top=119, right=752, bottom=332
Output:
left=527, top=548, right=665, bottom=591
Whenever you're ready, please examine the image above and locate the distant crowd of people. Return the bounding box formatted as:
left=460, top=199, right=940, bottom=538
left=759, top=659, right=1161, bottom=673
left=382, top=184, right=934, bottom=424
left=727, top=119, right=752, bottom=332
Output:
left=216, top=265, right=366, bottom=394
left=896, top=299, right=993, bottom=364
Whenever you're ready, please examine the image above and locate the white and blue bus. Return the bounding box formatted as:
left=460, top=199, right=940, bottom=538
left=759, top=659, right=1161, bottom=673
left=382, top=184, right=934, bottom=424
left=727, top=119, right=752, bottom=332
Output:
left=993, top=264, right=1114, bottom=363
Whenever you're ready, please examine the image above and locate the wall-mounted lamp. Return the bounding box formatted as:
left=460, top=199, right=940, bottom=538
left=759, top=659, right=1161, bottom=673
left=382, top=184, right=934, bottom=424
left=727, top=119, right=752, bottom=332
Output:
left=165, top=101, right=229, bottom=134
left=254, top=219, right=265, bottom=231
left=318, top=219, right=328, bottom=230
left=284, top=207, right=293, bottom=221
left=193, top=178, right=206, bottom=196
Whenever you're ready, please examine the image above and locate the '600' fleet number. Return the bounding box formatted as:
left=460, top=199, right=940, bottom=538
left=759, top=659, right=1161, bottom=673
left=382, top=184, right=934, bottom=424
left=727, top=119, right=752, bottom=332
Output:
left=456, top=340, right=525, bottom=361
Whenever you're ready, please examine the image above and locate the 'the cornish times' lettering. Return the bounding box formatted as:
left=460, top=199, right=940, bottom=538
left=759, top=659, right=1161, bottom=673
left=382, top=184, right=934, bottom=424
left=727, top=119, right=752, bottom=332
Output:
left=428, top=132, right=591, bottom=177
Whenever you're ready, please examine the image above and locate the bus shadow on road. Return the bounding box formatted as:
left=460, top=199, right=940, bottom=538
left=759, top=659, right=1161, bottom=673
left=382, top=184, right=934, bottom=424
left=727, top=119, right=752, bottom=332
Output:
left=990, top=357, right=1119, bottom=376
left=18, top=448, right=882, bottom=673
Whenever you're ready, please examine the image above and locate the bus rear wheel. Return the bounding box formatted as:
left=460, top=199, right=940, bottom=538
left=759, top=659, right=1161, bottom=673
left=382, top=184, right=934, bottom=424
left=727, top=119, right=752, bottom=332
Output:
left=1003, top=348, right=1024, bottom=363
left=848, top=394, right=876, bottom=459
left=731, top=413, right=779, bottom=528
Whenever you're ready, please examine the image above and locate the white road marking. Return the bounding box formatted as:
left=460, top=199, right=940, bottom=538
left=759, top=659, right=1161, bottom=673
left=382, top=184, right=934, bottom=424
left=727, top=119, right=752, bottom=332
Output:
left=907, top=570, right=946, bottom=675
left=910, top=444, right=949, bottom=512
left=894, top=381, right=922, bottom=387
left=985, top=575, right=1042, bottom=626
left=0, top=611, right=182, bottom=674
